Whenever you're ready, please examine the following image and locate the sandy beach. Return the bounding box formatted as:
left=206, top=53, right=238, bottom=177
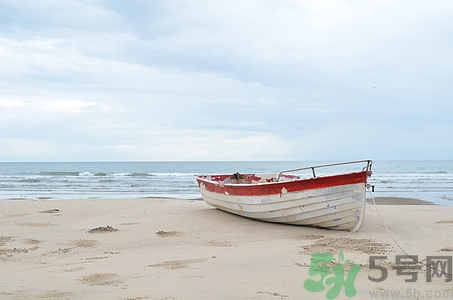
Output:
left=1, top=197, right=452, bottom=300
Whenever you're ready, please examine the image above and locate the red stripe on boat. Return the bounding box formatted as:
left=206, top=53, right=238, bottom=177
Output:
left=197, top=171, right=369, bottom=196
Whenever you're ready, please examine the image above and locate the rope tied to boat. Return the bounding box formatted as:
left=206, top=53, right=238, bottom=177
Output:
left=367, top=185, right=453, bottom=280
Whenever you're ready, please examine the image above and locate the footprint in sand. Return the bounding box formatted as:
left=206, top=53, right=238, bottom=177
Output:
left=257, top=291, right=288, bottom=298
left=300, top=237, right=391, bottom=255
left=208, top=240, right=234, bottom=247
left=147, top=258, right=209, bottom=270
left=436, top=220, right=453, bottom=224
left=155, top=230, right=183, bottom=237
left=35, top=290, right=74, bottom=298
left=0, top=247, right=29, bottom=256
left=4, top=213, right=30, bottom=217
left=78, top=273, right=123, bottom=286
left=67, top=239, right=99, bottom=249
left=0, top=236, right=16, bottom=246
left=88, top=226, right=118, bottom=233
left=39, top=209, right=60, bottom=214
left=440, top=247, right=453, bottom=252
left=22, top=239, right=42, bottom=245
left=0, top=236, right=40, bottom=257
left=17, top=222, right=56, bottom=227
left=64, top=266, right=84, bottom=273
left=295, top=234, right=325, bottom=240
left=120, top=222, right=140, bottom=226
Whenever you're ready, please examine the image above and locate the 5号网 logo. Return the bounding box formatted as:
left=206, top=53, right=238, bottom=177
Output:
left=304, top=252, right=453, bottom=300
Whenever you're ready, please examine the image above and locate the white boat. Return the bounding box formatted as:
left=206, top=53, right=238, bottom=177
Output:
left=196, top=160, right=373, bottom=232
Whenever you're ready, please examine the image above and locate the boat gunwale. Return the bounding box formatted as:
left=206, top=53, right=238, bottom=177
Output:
left=196, top=171, right=367, bottom=186
left=196, top=171, right=370, bottom=197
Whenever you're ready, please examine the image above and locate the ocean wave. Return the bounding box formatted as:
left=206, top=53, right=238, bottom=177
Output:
left=79, top=172, right=94, bottom=176
left=1, top=161, right=452, bottom=203
left=19, top=178, right=41, bottom=183
left=38, top=171, right=159, bottom=177
left=40, top=171, right=81, bottom=176
left=148, top=173, right=197, bottom=178
left=129, top=173, right=154, bottom=177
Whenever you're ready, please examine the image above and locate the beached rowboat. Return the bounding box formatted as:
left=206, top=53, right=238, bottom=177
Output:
left=196, top=160, right=373, bottom=232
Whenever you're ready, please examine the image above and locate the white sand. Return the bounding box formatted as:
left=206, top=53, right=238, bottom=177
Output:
left=1, top=198, right=452, bottom=299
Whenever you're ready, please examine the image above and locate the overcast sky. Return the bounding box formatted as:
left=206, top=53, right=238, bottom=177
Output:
left=1, top=0, right=452, bottom=161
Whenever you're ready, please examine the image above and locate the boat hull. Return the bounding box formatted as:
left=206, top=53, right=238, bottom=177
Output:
left=196, top=171, right=370, bottom=232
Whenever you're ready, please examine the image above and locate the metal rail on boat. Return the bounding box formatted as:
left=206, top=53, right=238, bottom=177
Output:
left=276, top=160, right=373, bottom=182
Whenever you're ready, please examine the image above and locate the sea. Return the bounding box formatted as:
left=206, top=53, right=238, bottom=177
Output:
left=0, top=160, right=452, bottom=205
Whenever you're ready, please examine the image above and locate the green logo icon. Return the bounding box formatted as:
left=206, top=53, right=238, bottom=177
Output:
left=304, top=251, right=361, bottom=300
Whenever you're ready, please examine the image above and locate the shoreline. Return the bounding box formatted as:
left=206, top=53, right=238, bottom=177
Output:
left=1, top=196, right=442, bottom=205
left=1, top=197, right=452, bottom=299
left=366, top=196, right=436, bottom=205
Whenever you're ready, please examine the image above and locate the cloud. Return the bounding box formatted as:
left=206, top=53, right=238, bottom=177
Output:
left=0, top=0, right=452, bottom=161
left=41, top=99, right=110, bottom=114
left=0, top=138, right=54, bottom=157
left=0, top=98, right=24, bottom=107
